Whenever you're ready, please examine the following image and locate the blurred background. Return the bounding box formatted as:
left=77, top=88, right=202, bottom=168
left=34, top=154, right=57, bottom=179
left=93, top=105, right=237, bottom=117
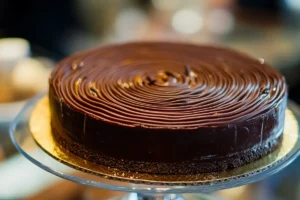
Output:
left=0, top=0, right=300, bottom=199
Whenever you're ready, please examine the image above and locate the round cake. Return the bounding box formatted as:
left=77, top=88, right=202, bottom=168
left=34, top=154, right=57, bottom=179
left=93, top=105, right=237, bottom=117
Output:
left=49, top=42, right=287, bottom=175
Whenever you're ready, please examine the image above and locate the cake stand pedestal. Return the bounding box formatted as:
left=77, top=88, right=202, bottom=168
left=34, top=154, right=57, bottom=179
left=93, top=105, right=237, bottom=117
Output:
left=9, top=95, right=300, bottom=200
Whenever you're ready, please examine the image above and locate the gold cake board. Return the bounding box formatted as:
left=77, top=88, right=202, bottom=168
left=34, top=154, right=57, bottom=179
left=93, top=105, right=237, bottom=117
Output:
left=29, top=97, right=299, bottom=185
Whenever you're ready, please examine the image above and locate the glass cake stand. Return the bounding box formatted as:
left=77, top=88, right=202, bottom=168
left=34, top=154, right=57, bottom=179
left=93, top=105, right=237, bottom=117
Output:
left=9, top=94, right=300, bottom=200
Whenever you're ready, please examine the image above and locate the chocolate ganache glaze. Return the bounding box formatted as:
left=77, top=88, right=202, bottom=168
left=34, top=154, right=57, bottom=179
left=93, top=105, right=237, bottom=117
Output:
left=49, top=42, right=287, bottom=174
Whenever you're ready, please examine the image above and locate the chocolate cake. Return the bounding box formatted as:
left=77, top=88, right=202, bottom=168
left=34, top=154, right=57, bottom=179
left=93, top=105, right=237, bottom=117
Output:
left=49, top=42, right=287, bottom=175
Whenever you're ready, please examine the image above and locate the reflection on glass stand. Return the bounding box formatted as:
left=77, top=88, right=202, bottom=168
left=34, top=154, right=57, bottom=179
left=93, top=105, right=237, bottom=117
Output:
left=9, top=95, right=300, bottom=200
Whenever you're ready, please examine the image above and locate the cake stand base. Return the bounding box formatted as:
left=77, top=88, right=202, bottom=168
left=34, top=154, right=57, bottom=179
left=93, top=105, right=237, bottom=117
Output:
left=81, top=186, right=220, bottom=200
left=81, top=188, right=217, bottom=200
left=112, top=193, right=185, bottom=200
left=108, top=193, right=216, bottom=200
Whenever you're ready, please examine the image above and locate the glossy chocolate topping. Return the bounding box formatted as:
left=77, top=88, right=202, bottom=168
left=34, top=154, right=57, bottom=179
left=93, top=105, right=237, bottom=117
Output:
left=50, top=42, right=286, bottom=129
left=49, top=42, right=287, bottom=174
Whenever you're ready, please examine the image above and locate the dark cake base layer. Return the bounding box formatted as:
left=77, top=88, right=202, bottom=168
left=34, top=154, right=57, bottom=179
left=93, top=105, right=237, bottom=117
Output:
left=52, top=127, right=283, bottom=175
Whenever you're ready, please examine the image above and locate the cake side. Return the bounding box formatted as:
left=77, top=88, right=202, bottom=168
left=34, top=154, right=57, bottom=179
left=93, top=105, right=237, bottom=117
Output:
left=49, top=89, right=286, bottom=174
left=51, top=127, right=283, bottom=174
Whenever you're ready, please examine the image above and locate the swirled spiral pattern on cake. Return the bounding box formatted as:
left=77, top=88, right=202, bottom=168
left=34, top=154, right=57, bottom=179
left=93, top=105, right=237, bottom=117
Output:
left=50, top=42, right=286, bottom=129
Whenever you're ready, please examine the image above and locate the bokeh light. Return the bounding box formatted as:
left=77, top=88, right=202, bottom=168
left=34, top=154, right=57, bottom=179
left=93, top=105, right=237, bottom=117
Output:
left=207, top=8, right=234, bottom=35
left=152, top=0, right=182, bottom=11
left=285, top=0, right=300, bottom=11
left=172, top=9, right=203, bottom=35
